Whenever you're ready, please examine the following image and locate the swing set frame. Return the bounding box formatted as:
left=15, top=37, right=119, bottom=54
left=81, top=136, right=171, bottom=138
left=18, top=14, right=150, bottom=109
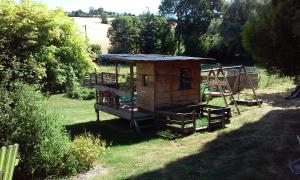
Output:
left=201, top=65, right=261, bottom=115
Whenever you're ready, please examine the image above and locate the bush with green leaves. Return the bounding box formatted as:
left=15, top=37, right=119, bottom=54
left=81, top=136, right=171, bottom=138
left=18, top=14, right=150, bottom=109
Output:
left=67, top=87, right=96, bottom=100
left=0, top=1, right=93, bottom=92
left=90, top=44, right=102, bottom=54
left=100, top=13, right=109, bottom=24
left=70, top=133, right=107, bottom=172
left=0, top=83, right=71, bottom=177
left=0, top=83, right=105, bottom=178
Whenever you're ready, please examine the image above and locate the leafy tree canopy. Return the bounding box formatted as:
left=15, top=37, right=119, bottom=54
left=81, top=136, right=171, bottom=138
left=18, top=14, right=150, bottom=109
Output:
left=139, top=12, right=176, bottom=54
left=218, top=0, right=268, bottom=62
left=0, top=0, right=93, bottom=92
left=108, top=16, right=142, bottom=53
left=108, top=14, right=176, bottom=55
left=242, top=0, right=300, bottom=76
left=159, top=0, right=224, bottom=56
left=100, top=12, right=109, bottom=24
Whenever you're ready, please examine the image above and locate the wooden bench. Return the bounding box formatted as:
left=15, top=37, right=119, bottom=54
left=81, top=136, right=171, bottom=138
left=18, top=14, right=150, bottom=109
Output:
left=157, top=104, right=231, bottom=133
left=199, top=104, right=231, bottom=124
left=157, top=110, right=196, bottom=134
left=0, top=144, right=19, bottom=180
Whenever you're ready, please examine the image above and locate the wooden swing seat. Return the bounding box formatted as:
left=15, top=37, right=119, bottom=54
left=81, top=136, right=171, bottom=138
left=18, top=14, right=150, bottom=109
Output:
left=204, top=91, right=233, bottom=97
left=230, top=99, right=262, bottom=106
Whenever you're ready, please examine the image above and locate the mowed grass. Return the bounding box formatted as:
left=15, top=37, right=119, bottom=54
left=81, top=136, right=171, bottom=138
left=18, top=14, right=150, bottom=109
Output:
left=47, top=68, right=300, bottom=179
left=47, top=94, right=116, bottom=125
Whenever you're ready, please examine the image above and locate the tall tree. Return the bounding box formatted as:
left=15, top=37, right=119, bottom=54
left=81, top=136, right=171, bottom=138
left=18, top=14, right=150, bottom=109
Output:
left=100, top=12, right=108, bottom=24
left=139, top=13, right=176, bottom=54
left=108, top=14, right=176, bottom=54
left=217, top=0, right=268, bottom=64
left=159, top=0, right=224, bottom=56
left=242, top=0, right=300, bottom=76
left=108, top=16, right=142, bottom=53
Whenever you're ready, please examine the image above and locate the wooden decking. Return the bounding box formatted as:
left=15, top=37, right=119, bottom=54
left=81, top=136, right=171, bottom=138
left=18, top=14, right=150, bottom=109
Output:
left=95, top=104, right=154, bottom=121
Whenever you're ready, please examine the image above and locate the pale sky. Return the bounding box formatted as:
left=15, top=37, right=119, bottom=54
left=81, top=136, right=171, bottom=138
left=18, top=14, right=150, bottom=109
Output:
left=34, top=0, right=161, bottom=15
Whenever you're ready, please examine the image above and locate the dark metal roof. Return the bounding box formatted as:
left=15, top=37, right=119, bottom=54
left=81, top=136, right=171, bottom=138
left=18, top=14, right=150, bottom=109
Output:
left=97, top=54, right=215, bottom=63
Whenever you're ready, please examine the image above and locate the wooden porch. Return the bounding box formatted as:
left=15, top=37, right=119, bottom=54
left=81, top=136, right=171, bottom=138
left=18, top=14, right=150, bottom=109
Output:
left=94, top=69, right=157, bottom=133
left=94, top=104, right=154, bottom=121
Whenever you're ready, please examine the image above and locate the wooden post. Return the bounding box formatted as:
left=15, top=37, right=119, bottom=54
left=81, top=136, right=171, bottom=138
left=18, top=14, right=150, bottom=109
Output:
left=192, top=110, right=196, bottom=133
left=115, top=62, right=119, bottom=88
left=95, top=68, right=100, bottom=121
left=242, top=66, right=261, bottom=108
left=197, top=63, right=201, bottom=104
left=233, top=66, right=242, bottom=94
left=115, top=62, right=120, bottom=108
left=154, top=63, right=160, bottom=129
left=95, top=68, right=98, bottom=85
left=207, top=109, right=211, bottom=131
left=212, top=70, right=229, bottom=107
left=200, top=105, right=204, bottom=117
left=205, top=70, right=213, bottom=105
left=97, top=110, right=100, bottom=121
left=95, top=69, right=98, bottom=105
left=89, top=75, right=92, bottom=88
left=100, top=73, right=104, bottom=105
left=180, top=115, right=185, bottom=133
left=129, top=63, right=140, bottom=133
left=170, top=63, right=174, bottom=106
left=221, top=108, right=225, bottom=128
left=130, top=64, right=134, bottom=128
left=219, top=69, right=240, bottom=115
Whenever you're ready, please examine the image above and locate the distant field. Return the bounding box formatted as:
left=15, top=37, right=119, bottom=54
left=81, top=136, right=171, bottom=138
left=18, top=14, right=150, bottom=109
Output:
left=72, top=17, right=112, bottom=53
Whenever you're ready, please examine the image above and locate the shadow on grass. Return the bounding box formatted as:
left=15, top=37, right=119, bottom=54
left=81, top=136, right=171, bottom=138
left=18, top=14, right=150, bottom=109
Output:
left=65, top=118, right=187, bottom=146
left=131, top=109, right=300, bottom=180
left=259, top=91, right=300, bottom=108
left=65, top=118, right=161, bottom=146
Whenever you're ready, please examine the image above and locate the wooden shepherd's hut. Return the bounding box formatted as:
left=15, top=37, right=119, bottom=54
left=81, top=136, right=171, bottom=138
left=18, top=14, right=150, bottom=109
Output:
left=95, top=54, right=214, bottom=133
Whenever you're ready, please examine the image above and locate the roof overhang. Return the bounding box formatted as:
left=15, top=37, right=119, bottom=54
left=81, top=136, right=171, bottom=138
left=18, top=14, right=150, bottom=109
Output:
left=97, top=54, right=215, bottom=63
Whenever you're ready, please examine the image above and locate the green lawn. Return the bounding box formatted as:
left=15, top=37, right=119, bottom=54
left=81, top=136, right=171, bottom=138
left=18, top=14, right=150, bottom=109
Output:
left=47, top=69, right=300, bottom=179
left=47, top=94, right=116, bottom=125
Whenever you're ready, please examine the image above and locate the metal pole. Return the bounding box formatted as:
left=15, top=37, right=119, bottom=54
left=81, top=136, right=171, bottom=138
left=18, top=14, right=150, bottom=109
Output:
left=84, top=24, right=87, bottom=40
